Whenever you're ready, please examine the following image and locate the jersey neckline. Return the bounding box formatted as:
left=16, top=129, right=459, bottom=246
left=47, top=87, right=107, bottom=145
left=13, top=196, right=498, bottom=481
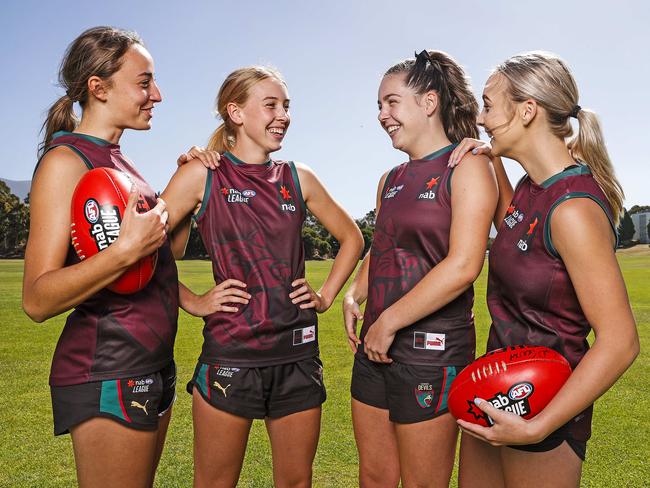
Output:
left=411, top=143, right=458, bottom=162
left=539, top=164, right=590, bottom=189
left=224, top=151, right=273, bottom=168
left=52, top=130, right=118, bottom=148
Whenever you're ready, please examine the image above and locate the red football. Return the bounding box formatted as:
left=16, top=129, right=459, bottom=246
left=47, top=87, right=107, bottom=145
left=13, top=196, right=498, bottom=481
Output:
left=70, top=168, right=157, bottom=294
left=448, top=345, right=571, bottom=426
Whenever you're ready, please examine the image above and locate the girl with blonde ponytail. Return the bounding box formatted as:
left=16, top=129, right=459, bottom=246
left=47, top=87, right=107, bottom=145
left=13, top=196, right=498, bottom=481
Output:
left=160, top=66, right=363, bottom=487
left=342, top=50, right=498, bottom=487
left=449, top=51, right=639, bottom=487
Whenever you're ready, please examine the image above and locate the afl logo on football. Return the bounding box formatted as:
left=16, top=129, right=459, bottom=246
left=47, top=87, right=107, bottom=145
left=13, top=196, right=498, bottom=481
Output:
left=508, top=382, right=534, bottom=401
left=84, top=199, right=100, bottom=224
left=242, top=189, right=256, bottom=198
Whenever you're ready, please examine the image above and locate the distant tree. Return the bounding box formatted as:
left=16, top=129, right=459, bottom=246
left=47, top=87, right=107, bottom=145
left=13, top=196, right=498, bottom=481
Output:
left=617, top=208, right=636, bottom=245
left=355, top=209, right=376, bottom=256
left=628, top=205, right=650, bottom=215
left=0, top=181, right=29, bottom=257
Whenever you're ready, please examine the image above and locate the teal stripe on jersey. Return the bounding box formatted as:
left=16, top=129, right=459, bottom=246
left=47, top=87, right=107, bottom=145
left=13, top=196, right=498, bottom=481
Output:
left=288, top=161, right=306, bottom=213
left=100, top=380, right=126, bottom=420
left=194, top=170, right=213, bottom=221
left=196, top=363, right=210, bottom=397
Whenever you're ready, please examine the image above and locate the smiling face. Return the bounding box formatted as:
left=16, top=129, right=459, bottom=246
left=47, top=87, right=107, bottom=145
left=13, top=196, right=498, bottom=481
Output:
left=232, top=77, right=290, bottom=157
left=105, top=44, right=162, bottom=131
left=477, top=73, right=523, bottom=157
left=377, top=73, right=430, bottom=156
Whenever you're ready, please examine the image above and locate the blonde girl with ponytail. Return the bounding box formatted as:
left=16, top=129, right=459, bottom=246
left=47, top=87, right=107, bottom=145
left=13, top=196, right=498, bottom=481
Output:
left=161, top=66, right=363, bottom=487
left=449, top=52, right=639, bottom=487
left=342, top=50, right=498, bottom=487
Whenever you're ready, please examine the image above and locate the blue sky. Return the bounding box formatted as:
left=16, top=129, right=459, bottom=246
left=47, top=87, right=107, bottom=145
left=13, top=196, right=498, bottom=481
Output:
left=2, top=0, right=648, bottom=217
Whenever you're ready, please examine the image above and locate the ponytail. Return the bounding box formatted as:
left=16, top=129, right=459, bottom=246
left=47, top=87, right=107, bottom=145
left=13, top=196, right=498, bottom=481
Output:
left=569, top=109, right=624, bottom=223
left=206, top=123, right=232, bottom=153
left=385, top=50, right=479, bottom=142
left=39, top=95, right=78, bottom=156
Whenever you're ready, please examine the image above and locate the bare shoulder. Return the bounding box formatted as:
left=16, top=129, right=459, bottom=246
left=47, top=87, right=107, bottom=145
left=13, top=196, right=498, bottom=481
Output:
left=32, top=146, right=89, bottom=195
left=451, top=152, right=493, bottom=178
left=552, top=197, right=615, bottom=250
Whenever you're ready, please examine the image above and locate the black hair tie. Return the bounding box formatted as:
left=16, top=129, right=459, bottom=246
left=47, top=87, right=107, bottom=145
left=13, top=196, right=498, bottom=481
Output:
left=415, top=49, right=433, bottom=64
left=570, top=105, right=581, bottom=118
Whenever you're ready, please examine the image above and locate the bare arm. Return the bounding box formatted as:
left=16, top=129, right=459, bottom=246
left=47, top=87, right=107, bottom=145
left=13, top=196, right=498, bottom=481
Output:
left=22, top=147, right=168, bottom=322
left=161, top=159, right=251, bottom=316
left=288, top=163, right=364, bottom=313
left=341, top=170, right=389, bottom=352
left=364, top=155, right=498, bottom=363
left=459, top=198, right=639, bottom=445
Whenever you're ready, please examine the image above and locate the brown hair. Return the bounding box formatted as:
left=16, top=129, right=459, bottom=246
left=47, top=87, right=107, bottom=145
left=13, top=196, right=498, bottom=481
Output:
left=207, top=66, right=286, bottom=153
left=494, top=51, right=624, bottom=223
left=39, top=26, right=143, bottom=156
left=385, top=50, right=479, bottom=142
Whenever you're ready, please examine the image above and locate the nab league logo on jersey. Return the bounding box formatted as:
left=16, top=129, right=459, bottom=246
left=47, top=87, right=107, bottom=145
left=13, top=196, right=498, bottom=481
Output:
left=277, top=184, right=296, bottom=212
left=503, top=204, right=525, bottom=229
left=384, top=184, right=404, bottom=199
left=414, top=382, right=434, bottom=408
left=516, top=212, right=541, bottom=253
left=417, top=175, right=440, bottom=201
left=221, top=187, right=255, bottom=205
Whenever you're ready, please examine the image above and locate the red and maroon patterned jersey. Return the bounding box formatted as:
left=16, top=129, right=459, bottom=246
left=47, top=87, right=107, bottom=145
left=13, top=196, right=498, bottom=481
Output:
left=486, top=165, right=616, bottom=441
left=194, top=152, right=317, bottom=366
left=359, top=144, right=476, bottom=366
left=41, top=131, right=179, bottom=386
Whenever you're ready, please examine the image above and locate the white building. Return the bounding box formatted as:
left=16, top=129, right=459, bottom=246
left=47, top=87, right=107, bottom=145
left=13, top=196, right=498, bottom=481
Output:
left=631, top=212, right=650, bottom=244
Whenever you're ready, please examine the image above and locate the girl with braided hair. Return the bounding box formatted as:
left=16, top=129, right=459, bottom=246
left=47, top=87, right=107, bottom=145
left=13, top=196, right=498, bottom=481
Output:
left=342, top=50, right=498, bottom=487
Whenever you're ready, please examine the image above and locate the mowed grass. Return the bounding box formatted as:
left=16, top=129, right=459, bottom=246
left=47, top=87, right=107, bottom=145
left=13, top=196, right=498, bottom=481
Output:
left=0, top=256, right=648, bottom=487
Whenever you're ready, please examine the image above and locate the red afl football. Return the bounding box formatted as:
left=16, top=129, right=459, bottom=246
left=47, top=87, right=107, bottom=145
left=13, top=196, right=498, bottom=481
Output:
left=448, top=345, right=571, bottom=427
left=70, top=167, right=157, bottom=294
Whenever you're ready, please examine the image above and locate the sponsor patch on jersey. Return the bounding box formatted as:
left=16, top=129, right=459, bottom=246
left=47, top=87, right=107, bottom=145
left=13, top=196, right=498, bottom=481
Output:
left=221, top=187, right=254, bottom=205
left=413, top=332, right=446, bottom=351
left=414, top=382, right=434, bottom=408
left=516, top=213, right=540, bottom=253
left=417, top=175, right=440, bottom=201
left=384, top=184, right=404, bottom=199
left=503, top=205, right=525, bottom=229
left=293, top=325, right=316, bottom=345
left=277, top=184, right=296, bottom=212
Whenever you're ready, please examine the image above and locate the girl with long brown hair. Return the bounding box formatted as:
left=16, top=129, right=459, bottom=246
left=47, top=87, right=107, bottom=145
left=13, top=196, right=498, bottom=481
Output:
left=342, top=50, right=498, bottom=487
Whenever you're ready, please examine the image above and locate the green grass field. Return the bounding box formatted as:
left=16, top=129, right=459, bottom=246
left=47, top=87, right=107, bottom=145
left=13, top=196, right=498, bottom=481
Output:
left=1, top=256, right=648, bottom=487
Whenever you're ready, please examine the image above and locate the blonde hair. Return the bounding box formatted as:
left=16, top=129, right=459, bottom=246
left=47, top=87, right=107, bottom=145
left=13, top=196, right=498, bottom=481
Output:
left=39, top=26, right=143, bottom=156
left=207, top=66, right=286, bottom=153
left=495, top=51, right=624, bottom=223
left=385, top=50, right=479, bottom=142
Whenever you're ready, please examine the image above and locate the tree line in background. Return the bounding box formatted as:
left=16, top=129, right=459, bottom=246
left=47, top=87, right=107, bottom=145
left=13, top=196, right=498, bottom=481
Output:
left=1, top=180, right=649, bottom=259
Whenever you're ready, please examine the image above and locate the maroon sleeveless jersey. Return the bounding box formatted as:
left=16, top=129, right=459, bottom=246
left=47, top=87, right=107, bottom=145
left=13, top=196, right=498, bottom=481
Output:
left=359, top=144, right=476, bottom=366
left=487, top=165, right=616, bottom=441
left=41, top=131, right=179, bottom=386
left=194, top=152, right=317, bottom=367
